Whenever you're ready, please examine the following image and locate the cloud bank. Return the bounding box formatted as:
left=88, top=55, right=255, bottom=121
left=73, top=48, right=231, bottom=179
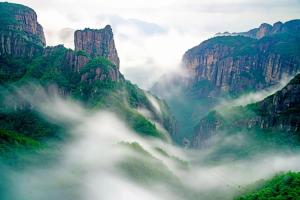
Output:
left=1, top=85, right=300, bottom=200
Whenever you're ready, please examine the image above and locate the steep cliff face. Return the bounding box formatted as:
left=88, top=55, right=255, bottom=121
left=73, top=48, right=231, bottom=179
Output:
left=248, top=74, right=300, bottom=131
left=184, top=20, right=300, bottom=97
left=0, top=2, right=177, bottom=140
left=192, top=74, right=300, bottom=147
left=41, top=24, right=123, bottom=84
left=74, top=25, right=120, bottom=68
left=0, top=31, right=43, bottom=58
left=0, top=2, right=45, bottom=58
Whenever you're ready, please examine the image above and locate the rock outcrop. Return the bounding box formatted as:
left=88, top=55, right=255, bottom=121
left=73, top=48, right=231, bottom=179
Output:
left=43, top=44, right=122, bottom=86
left=0, top=2, right=123, bottom=90
left=42, top=22, right=123, bottom=83
left=0, top=2, right=177, bottom=141
left=0, top=2, right=46, bottom=58
left=248, top=73, right=300, bottom=131
left=74, top=26, right=120, bottom=68
left=0, top=2, right=120, bottom=75
left=183, top=20, right=300, bottom=97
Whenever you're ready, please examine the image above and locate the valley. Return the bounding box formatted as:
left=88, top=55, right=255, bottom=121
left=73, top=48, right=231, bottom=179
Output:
left=0, top=2, right=300, bottom=200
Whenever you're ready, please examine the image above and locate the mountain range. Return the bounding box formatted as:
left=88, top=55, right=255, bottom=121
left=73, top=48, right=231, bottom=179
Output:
left=1, top=2, right=300, bottom=200
left=0, top=2, right=176, bottom=160
left=183, top=19, right=300, bottom=97
left=152, top=19, right=300, bottom=145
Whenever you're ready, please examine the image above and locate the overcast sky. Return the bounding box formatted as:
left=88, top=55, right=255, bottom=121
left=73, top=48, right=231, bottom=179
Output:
left=9, top=0, right=300, bottom=89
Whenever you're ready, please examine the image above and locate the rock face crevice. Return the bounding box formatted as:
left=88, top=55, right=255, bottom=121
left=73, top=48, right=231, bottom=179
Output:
left=183, top=20, right=300, bottom=97
left=74, top=25, right=120, bottom=68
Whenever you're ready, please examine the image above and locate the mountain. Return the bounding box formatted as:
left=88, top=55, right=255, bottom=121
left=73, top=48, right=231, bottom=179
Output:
left=0, top=2, right=45, bottom=57
left=0, top=2, right=176, bottom=161
left=183, top=20, right=300, bottom=97
left=216, top=20, right=300, bottom=39
left=1, top=2, right=300, bottom=200
left=151, top=19, right=300, bottom=145
left=192, top=73, right=300, bottom=147
left=74, top=26, right=120, bottom=68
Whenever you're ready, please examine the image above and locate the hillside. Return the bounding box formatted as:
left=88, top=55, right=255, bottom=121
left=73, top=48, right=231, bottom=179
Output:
left=192, top=74, right=300, bottom=150
left=0, top=2, right=176, bottom=162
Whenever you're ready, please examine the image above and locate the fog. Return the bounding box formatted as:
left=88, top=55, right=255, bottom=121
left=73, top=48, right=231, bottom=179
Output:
left=1, top=85, right=300, bottom=200
left=215, top=75, right=293, bottom=112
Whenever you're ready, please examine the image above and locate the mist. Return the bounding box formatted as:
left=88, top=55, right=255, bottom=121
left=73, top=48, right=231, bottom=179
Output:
left=215, top=75, right=293, bottom=112
left=1, top=85, right=300, bottom=200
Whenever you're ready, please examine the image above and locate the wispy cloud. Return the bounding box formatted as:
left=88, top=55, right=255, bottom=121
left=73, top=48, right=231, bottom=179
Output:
left=2, top=85, right=300, bottom=200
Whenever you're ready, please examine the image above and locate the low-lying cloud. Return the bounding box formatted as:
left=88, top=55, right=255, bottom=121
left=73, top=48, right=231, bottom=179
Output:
left=215, top=75, right=293, bottom=112
left=1, top=85, right=300, bottom=200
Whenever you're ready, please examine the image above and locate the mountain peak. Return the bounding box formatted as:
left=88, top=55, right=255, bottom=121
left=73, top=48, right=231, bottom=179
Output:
left=74, top=25, right=120, bottom=68
left=0, top=2, right=46, bottom=46
left=259, top=23, right=272, bottom=28
left=104, top=24, right=112, bottom=31
left=273, top=21, right=283, bottom=26
left=256, top=23, right=272, bottom=39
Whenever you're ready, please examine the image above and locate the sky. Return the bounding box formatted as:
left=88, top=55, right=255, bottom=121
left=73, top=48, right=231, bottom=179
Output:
left=8, top=0, right=300, bottom=89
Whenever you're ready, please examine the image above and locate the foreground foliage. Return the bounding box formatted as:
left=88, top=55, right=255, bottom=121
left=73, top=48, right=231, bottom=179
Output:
left=236, top=172, right=300, bottom=200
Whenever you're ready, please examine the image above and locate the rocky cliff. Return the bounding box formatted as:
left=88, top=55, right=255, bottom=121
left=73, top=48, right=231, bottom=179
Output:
left=74, top=26, right=120, bottom=68
left=248, top=73, right=300, bottom=131
left=20, top=23, right=123, bottom=88
left=0, top=2, right=177, bottom=139
left=183, top=20, right=300, bottom=97
left=0, top=2, right=120, bottom=76
left=192, top=74, right=300, bottom=147
left=0, top=2, right=45, bottom=58
left=43, top=44, right=122, bottom=86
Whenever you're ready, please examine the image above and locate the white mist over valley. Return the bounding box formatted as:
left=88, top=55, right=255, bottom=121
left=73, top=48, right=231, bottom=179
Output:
left=0, top=1, right=300, bottom=200
left=1, top=86, right=300, bottom=200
